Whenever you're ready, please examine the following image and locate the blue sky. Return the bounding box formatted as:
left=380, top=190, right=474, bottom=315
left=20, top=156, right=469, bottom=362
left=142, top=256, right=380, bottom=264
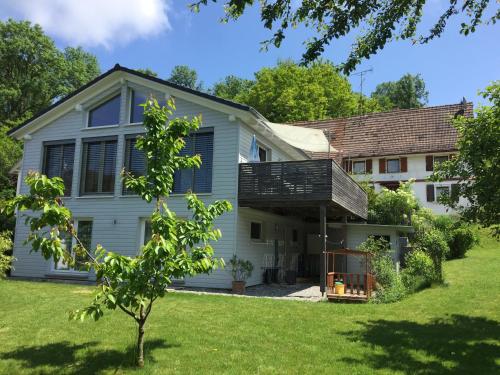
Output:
left=2, top=0, right=499, bottom=107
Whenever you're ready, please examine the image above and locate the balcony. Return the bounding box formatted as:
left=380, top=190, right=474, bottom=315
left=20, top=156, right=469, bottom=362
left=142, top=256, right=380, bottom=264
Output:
left=238, top=159, right=367, bottom=220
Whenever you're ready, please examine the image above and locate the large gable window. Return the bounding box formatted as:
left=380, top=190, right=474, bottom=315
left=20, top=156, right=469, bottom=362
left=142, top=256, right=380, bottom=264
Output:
left=173, top=129, right=214, bottom=194
left=42, top=140, right=75, bottom=196
left=130, top=90, right=147, bottom=124
left=123, top=135, right=146, bottom=194
left=88, top=94, right=121, bottom=127
left=81, top=137, right=117, bottom=195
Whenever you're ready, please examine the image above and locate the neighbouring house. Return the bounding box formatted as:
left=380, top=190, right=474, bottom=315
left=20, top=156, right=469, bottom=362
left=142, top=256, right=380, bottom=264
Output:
left=10, top=64, right=392, bottom=297
left=295, top=102, right=472, bottom=214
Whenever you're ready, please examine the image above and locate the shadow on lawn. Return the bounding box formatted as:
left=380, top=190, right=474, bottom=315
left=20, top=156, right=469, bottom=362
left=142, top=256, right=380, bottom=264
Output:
left=342, top=314, right=500, bottom=374
left=0, top=339, right=175, bottom=374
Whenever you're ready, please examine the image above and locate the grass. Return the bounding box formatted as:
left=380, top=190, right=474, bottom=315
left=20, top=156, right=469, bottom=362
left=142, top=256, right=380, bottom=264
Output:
left=0, top=232, right=499, bottom=374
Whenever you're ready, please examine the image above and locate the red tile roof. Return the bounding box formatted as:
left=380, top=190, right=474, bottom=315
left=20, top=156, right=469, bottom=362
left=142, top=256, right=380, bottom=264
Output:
left=292, top=102, right=473, bottom=162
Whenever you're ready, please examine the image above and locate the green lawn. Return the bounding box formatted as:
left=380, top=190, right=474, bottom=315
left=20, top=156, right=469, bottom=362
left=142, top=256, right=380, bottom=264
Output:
left=0, top=233, right=499, bottom=375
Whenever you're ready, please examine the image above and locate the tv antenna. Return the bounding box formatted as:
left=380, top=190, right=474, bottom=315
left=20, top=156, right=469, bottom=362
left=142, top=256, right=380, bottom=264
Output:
left=352, top=68, right=373, bottom=117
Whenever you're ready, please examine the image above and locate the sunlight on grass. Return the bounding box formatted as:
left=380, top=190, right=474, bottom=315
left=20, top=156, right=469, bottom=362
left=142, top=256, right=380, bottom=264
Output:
left=0, top=230, right=498, bottom=374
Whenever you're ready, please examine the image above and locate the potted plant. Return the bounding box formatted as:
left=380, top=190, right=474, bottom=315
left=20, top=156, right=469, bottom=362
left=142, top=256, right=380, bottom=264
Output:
left=229, top=255, right=254, bottom=294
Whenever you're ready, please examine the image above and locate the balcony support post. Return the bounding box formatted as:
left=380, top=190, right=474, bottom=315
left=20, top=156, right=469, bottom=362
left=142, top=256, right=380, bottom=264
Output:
left=320, top=205, right=327, bottom=295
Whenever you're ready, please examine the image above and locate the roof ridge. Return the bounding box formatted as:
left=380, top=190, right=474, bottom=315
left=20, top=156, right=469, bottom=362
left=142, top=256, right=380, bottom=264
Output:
left=289, top=102, right=473, bottom=126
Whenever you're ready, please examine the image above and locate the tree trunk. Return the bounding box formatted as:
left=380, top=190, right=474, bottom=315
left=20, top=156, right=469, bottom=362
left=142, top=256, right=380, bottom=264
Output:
left=137, top=320, right=145, bottom=367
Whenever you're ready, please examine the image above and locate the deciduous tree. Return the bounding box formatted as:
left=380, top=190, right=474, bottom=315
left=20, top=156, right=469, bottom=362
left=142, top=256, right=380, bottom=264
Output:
left=371, top=74, right=428, bottom=110
left=3, top=98, right=232, bottom=367
left=193, top=0, right=499, bottom=73
left=168, top=65, right=203, bottom=90
left=432, top=81, right=500, bottom=236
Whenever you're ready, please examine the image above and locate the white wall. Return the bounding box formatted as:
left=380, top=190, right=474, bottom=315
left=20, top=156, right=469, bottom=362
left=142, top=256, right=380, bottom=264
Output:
left=12, top=80, right=240, bottom=288
left=350, top=153, right=463, bottom=214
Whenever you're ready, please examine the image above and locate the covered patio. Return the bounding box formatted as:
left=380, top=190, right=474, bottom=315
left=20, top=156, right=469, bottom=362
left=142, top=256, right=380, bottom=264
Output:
left=238, top=158, right=368, bottom=297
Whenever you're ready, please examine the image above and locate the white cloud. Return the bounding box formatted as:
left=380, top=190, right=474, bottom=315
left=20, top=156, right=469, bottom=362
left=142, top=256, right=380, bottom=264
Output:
left=0, top=0, right=171, bottom=48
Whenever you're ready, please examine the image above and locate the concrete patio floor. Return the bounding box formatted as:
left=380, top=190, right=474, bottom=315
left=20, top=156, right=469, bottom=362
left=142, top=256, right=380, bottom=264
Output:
left=167, top=282, right=324, bottom=302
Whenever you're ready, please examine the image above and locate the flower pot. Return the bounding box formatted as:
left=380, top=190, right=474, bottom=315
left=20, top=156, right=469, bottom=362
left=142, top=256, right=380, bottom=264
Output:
left=334, top=283, right=345, bottom=295
left=232, top=280, right=246, bottom=294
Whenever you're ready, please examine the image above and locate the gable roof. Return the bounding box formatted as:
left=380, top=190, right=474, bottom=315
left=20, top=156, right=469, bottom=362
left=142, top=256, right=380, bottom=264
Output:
left=292, top=102, right=473, bottom=162
left=7, top=64, right=264, bottom=137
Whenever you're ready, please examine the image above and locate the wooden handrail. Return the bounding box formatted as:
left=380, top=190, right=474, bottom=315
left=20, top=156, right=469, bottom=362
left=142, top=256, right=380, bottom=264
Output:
left=327, top=271, right=373, bottom=297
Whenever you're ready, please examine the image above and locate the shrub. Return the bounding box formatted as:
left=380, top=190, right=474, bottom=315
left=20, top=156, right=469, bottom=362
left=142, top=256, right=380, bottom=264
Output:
left=0, top=231, right=13, bottom=278
left=359, top=236, right=407, bottom=303
left=401, top=250, right=435, bottom=291
left=229, top=255, right=254, bottom=282
left=432, top=215, right=479, bottom=259
left=371, top=180, right=419, bottom=225
left=414, top=228, right=449, bottom=282
left=448, top=226, right=479, bottom=259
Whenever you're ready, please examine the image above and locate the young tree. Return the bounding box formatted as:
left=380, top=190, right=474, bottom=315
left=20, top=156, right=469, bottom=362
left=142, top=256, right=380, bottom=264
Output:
left=193, top=1, right=499, bottom=73
left=238, top=60, right=360, bottom=122
left=371, top=74, right=429, bottom=110
left=3, top=98, right=232, bottom=367
left=431, top=81, right=500, bottom=236
left=168, top=65, right=203, bottom=90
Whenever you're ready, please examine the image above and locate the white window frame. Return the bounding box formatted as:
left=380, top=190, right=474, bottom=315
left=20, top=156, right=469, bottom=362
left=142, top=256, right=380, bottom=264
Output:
left=352, top=160, right=366, bottom=174
left=86, top=93, right=122, bottom=129
left=386, top=158, right=401, bottom=173
left=435, top=185, right=450, bottom=201
left=257, top=142, right=271, bottom=162
left=50, top=219, right=92, bottom=274
left=433, top=155, right=449, bottom=168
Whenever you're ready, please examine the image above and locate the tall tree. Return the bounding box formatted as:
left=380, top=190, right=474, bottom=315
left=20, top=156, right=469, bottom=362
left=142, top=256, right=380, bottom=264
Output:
left=0, top=19, right=100, bottom=230
left=136, top=68, right=158, bottom=77
left=61, top=47, right=100, bottom=97
left=371, top=74, right=429, bottom=110
left=237, top=60, right=360, bottom=122
left=431, top=81, right=500, bottom=236
left=212, top=75, right=254, bottom=101
left=193, top=1, right=499, bottom=73
left=3, top=98, right=232, bottom=367
left=168, top=65, right=203, bottom=90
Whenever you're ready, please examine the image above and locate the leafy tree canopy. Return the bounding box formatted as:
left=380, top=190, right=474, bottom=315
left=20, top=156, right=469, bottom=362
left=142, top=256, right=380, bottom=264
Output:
left=168, top=65, right=203, bottom=90
left=371, top=74, right=429, bottom=111
left=432, top=81, right=500, bottom=236
left=136, top=68, right=159, bottom=77
left=0, top=19, right=100, bottom=128
left=212, top=75, right=254, bottom=101
left=193, top=0, right=500, bottom=73
left=235, top=60, right=365, bottom=122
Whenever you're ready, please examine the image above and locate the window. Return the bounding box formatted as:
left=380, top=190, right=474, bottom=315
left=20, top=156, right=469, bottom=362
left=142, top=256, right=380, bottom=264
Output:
left=54, top=220, right=93, bottom=272
left=436, top=186, right=450, bottom=199
left=123, top=135, right=146, bottom=194
left=130, top=90, right=147, bottom=123
left=141, top=220, right=152, bottom=246
left=42, top=140, right=75, bottom=196
left=81, top=137, right=117, bottom=195
left=88, top=94, right=121, bottom=127
left=258, top=144, right=269, bottom=162
left=386, top=159, right=401, bottom=173
left=373, top=235, right=391, bottom=246
left=434, top=155, right=449, bottom=167
left=352, top=161, right=366, bottom=174
left=173, top=130, right=214, bottom=194
left=250, top=222, right=262, bottom=240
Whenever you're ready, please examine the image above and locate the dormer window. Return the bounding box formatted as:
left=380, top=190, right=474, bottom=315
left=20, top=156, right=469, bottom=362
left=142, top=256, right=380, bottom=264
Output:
left=88, top=94, right=121, bottom=127
left=130, top=90, right=147, bottom=123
